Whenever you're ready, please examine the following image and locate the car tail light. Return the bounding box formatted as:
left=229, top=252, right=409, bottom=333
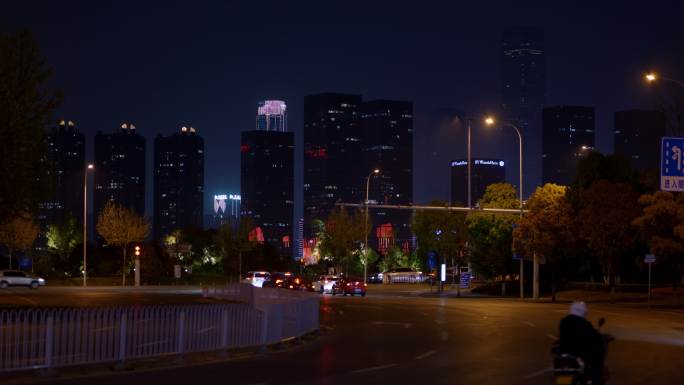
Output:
left=289, top=285, right=294, bottom=289
left=295, top=278, right=300, bottom=284
left=324, top=280, right=328, bottom=284
left=346, top=283, right=351, bottom=286
left=276, top=279, right=283, bottom=284
left=355, top=281, right=359, bottom=285
left=364, top=283, right=367, bottom=287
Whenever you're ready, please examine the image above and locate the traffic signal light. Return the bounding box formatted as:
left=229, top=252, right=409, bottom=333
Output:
left=134, top=245, right=141, bottom=257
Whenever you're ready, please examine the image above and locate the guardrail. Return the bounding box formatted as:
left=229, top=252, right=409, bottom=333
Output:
left=0, top=284, right=320, bottom=373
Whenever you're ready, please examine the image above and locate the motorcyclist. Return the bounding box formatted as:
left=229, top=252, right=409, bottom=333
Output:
left=558, top=301, right=605, bottom=385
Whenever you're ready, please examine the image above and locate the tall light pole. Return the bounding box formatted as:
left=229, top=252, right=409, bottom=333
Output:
left=645, top=72, right=684, bottom=89
left=364, top=169, right=380, bottom=284
left=485, top=117, right=524, bottom=298
left=467, top=118, right=472, bottom=208
left=83, top=163, right=94, bottom=287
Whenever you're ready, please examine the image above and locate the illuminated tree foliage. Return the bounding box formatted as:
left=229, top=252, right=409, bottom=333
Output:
left=46, top=214, right=82, bottom=265
left=0, top=212, right=39, bottom=269
left=96, top=202, right=149, bottom=285
left=318, top=208, right=366, bottom=275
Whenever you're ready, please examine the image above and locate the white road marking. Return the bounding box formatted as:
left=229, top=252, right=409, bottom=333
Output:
left=523, top=366, right=553, bottom=379
left=547, top=334, right=558, bottom=340
left=372, top=321, right=413, bottom=328
left=351, top=363, right=398, bottom=374
left=522, top=321, right=536, bottom=327
left=440, top=331, right=449, bottom=341
left=16, top=296, right=38, bottom=306
left=415, top=350, right=438, bottom=360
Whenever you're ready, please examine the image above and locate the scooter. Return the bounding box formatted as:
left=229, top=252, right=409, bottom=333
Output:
left=551, top=317, right=614, bottom=385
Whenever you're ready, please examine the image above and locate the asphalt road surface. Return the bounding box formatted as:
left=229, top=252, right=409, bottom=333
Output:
left=3, top=287, right=684, bottom=385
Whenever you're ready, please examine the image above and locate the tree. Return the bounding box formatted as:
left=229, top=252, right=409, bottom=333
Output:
left=96, top=202, right=149, bottom=286
left=632, top=191, right=684, bottom=294
left=214, top=217, right=255, bottom=279
left=318, top=208, right=366, bottom=275
left=0, top=212, right=39, bottom=269
left=413, top=200, right=467, bottom=293
left=513, top=184, right=573, bottom=299
left=46, top=214, right=82, bottom=267
left=466, top=183, right=519, bottom=280
left=576, top=181, right=641, bottom=292
left=0, top=30, right=62, bottom=221
left=164, top=229, right=191, bottom=264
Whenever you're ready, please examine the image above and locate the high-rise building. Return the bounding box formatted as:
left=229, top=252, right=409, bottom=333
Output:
left=36, top=120, right=86, bottom=250
left=153, top=126, right=204, bottom=240
left=361, top=100, right=414, bottom=253
left=303, top=93, right=363, bottom=237
left=241, top=102, right=294, bottom=256
left=94, top=123, right=146, bottom=221
left=501, top=26, right=545, bottom=196
left=451, top=159, right=506, bottom=206
left=256, top=100, right=287, bottom=132
left=206, top=193, right=241, bottom=230
left=542, top=106, right=595, bottom=185
left=614, top=110, right=666, bottom=173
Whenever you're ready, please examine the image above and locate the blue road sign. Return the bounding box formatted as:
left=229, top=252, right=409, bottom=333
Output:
left=512, top=253, right=521, bottom=261
left=644, top=254, right=656, bottom=264
left=460, top=272, right=471, bottom=289
left=661, top=137, right=684, bottom=191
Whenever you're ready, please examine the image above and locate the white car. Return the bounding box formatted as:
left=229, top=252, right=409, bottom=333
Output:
left=383, top=267, right=424, bottom=284
left=312, top=275, right=339, bottom=294
left=241, top=271, right=270, bottom=287
left=0, top=270, right=46, bottom=289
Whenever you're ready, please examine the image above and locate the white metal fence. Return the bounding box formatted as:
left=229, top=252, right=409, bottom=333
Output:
left=0, top=284, right=320, bottom=373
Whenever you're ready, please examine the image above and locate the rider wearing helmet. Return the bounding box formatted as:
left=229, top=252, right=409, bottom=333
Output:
left=558, top=301, right=605, bottom=385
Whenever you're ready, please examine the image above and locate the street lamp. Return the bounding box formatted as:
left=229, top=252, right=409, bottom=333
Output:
left=364, top=169, right=380, bottom=284
left=83, top=163, right=94, bottom=287
left=644, top=71, right=684, bottom=89
left=484, top=117, right=524, bottom=298
left=450, top=116, right=474, bottom=208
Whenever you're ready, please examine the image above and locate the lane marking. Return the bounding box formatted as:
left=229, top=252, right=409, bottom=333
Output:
left=522, top=321, right=536, bottom=327
left=16, top=296, right=38, bottom=306
left=415, top=350, right=438, bottom=360
left=523, top=366, right=553, bottom=379
left=351, top=363, right=398, bottom=374
left=372, top=321, right=412, bottom=328
left=547, top=334, right=557, bottom=340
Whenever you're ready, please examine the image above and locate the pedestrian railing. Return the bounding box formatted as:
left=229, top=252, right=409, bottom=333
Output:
left=0, top=284, right=320, bottom=373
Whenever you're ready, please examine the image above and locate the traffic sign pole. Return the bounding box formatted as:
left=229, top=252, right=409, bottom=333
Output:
left=648, top=263, right=652, bottom=307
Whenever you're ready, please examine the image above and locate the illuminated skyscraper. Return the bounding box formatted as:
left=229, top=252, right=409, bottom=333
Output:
left=303, top=93, right=363, bottom=237
left=241, top=101, right=294, bottom=256
left=542, top=106, right=595, bottom=185
left=451, top=159, right=506, bottom=206
left=256, top=100, right=287, bottom=132
left=36, top=120, right=86, bottom=250
left=361, top=100, right=414, bottom=252
left=94, top=123, right=146, bottom=220
left=501, top=26, right=545, bottom=196
left=153, top=126, right=204, bottom=240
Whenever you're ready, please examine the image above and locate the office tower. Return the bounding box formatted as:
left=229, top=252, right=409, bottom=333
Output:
left=303, top=93, right=363, bottom=237
left=501, top=26, right=545, bottom=196
left=206, top=193, right=241, bottom=230
left=241, top=102, right=294, bottom=256
left=361, top=100, right=414, bottom=253
left=256, top=100, right=287, bottom=132
left=94, top=123, right=146, bottom=221
left=36, top=120, right=86, bottom=250
left=153, top=126, right=204, bottom=240
left=614, top=110, right=667, bottom=173
left=542, top=106, right=595, bottom=185
left=451, top=159, right=506, bottom=206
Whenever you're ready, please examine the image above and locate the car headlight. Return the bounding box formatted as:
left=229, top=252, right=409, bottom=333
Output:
left=38, top=278, right=45, bottom=283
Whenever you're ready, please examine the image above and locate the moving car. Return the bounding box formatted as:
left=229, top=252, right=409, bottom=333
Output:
left=383, top=267, right=424, bottom=284
left=312, top=275, right=339, bottom=293
left=241, top=271, right=270, bottom=287
left=0, top=270, right=46, bottom=289
left=261, top=272, right=290, bottom=288
left=281, top=275, right=315, bottom=292
left=331, top=277, right=367, bottom=296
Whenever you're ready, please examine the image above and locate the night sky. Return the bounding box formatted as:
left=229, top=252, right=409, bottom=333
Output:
left=3, top=0, right=683, bottom=218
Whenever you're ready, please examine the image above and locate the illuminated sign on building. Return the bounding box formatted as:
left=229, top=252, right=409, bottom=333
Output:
left=451, top=159, right=505, bottom=167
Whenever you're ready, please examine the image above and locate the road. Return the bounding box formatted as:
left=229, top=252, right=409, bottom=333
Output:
left=2, top=286, right=684, bottom=384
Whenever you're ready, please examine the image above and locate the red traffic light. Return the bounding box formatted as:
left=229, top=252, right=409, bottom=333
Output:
left=134, top=245, right=141, bottom=257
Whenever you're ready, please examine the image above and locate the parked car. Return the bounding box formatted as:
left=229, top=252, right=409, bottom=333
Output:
left=0, top=270, right=46, bottom=289
left=383, top=267, right=424, bottom=284
left=241, top=271, right=270, bottom=287
left=366, top=273, right=382, bottom=284
left=331, top=277, right=367, bottom=296
left=313, top=275, right=339, bottom=293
